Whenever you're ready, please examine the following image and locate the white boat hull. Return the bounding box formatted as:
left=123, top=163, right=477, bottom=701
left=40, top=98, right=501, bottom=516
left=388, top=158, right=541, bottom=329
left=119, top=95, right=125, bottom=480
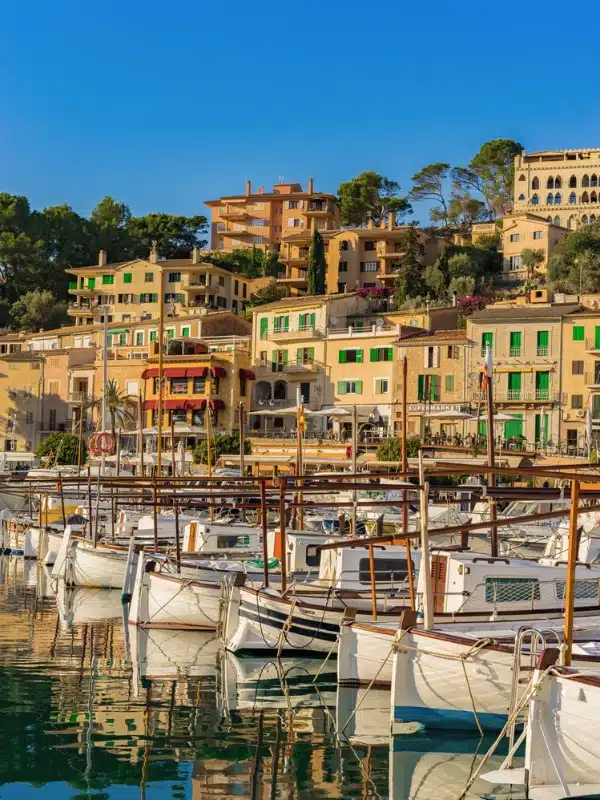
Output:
left=67, top=545, right=134, bottom=589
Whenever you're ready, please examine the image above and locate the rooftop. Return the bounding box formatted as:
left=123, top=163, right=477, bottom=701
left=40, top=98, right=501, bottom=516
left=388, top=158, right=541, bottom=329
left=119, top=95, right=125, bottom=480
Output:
left=398, top=329, right=470, bottom=345
left=470, top=303, right=583, bottom=322
left=252, top=293, right=349, bottom=313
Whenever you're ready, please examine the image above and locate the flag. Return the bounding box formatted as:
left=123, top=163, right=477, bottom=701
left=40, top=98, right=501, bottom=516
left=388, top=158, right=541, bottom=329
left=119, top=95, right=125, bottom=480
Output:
left=482, top=344, right=493, bottom=382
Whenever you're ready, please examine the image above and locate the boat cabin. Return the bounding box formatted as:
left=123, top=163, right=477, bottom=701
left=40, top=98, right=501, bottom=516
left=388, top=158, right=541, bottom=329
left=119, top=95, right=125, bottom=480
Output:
left=317, top=542, right=421, bottom=592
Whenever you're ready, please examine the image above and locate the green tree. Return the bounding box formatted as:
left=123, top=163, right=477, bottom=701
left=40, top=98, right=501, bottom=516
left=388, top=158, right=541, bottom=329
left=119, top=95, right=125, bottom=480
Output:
left=376, top=436, right=421, bottom=461
left=192, top=431, right=252, bottom=466
left=548, top=221, right=600, bottom=292
left=409, top=163, right=451, bottom=227
left=448, top=252, right=475, bottom=278
left=473, top=231, right=502, bottom=251
left=449, top=275, right=476, bottom=297
left=422, top=263, right=448, bottom=299
left=392, top=226, right=426, bottom=304
left=126, top=212, right=208, bottom=259
left=337, top=171, right=412, bottom=227
left=36, top=432, right=84, bottom=466
left=103, top=379, right=137, bottom=441
left=91, top=196, right=134, bottom=262
left=520, top=248, right=545, bottom=281
left=307, top=229, right=326, bottom=295
left=11, top=290, right=67, bottom=331
left=452, top=138, right=524, bottom=217
left=204, top=246, right=282, bottom=278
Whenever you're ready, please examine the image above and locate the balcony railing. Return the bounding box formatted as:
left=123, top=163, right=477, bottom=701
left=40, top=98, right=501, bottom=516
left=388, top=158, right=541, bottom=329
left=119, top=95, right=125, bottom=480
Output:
left=69, top=392, right=94, bottom=404
left=509, top=347, right=521, bottom=357
left=537, top=347, right=549, bottom=357
left=586, top=338, right=600, bottom=351
left=265, top=325, right=324, bottom=340
left=472, top=389, right=561, bottom=403
left=586, top=372, right=600, bottom=386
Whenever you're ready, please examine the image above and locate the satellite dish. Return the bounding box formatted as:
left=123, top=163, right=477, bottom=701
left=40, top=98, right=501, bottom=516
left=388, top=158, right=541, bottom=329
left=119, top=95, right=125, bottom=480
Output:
left=376, top=319, right=384, bottom=327
left=329, top=316, right=338, bottom=324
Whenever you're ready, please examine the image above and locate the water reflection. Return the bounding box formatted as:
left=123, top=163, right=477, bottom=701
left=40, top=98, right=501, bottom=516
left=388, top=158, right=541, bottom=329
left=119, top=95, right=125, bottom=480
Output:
left=0, top=556, right=524, bottom=799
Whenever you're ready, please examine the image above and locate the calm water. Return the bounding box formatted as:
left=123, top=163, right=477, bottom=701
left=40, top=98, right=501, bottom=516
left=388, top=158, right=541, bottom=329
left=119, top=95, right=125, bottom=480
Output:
left=0, top=557, right=524, bottom=800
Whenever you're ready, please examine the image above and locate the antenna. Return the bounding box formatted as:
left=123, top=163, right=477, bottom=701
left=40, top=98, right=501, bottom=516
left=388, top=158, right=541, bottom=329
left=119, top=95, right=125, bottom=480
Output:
left=278, top=175, right=284, bottom=184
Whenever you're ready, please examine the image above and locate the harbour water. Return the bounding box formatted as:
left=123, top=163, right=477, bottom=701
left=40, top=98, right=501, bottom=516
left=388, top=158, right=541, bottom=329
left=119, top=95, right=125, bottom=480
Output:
left=0, top=557, right=524, bottom=799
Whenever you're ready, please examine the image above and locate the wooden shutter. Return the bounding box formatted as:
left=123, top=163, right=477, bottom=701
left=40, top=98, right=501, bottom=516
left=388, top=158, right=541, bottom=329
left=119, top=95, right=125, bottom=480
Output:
left=418, top=375, right=425, bottom=401
left=387, top=347, right=393, bottom=361
left=284, top=315, right=290, bottom=331
left=370, top=348, right=377, bottom=362
left=356, top=349, right=363, bottom=363
left=282, top=350, right=288, bottom=365
left=260, top=318, right=268, bottom=339
left=433, top=347, right=440, bottom=368
left=308, top=347, right=314, bottom=363
left=355, top=380, right=363, bottom=394
left=310, top=313, right=316, bottom=329
left=337, top=381, right=345, bottom=395
left=339, top=350, right=346, bottom=364
left=297, top=347, right=303, bottom=364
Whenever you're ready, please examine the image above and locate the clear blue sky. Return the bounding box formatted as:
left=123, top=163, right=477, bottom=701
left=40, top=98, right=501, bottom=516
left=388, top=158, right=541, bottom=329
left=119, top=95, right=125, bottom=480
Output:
left=1, top=0, right=600, bottom=224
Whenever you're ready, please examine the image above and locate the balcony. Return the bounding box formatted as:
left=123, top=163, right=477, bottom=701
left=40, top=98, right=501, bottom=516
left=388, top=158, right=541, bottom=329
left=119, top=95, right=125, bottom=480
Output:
left=219, top=227, right=254, bottom=238
left=509, top=347, right=522, bottom=357
left=586, top=372, right=600, bottom=387
left=376, top=243, right=404, bottom=259
left=305, top=203, right=332, bottom=216
left=472, top=389, right=561, bottom=403
left=586, top=338, right=600, bottom=353
left=69, top=391, right=94, bottom=404
left=218, top=208, right=249, bottom=220
left=265, top=325, right=325, bottom=342
left=67, top=303, right=96, bottom=316
left=254, top=359, right=323, bottom=377
left=280, top=253, right=309, bottom=266
left=537, top=347, right=549, bottom=357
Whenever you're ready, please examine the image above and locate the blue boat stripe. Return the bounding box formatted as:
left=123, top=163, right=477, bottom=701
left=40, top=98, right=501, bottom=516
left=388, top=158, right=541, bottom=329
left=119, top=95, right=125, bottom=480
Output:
left=393, top=705, right=508, bottom=733
left=239, top=608, right=339, bottom=643
left=240, top=601, right=340, bottom=633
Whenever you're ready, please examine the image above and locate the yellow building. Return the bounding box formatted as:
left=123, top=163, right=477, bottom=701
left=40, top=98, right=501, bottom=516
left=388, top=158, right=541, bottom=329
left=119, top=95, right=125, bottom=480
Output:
left=559, top=309, right=600, bottom=452
left=0, top=351, right=43, bottom=462
left=513, top=148, right=600, bottom=229
left=66, top=246, right=254, bottom=325
left=278, top=217, right=448, bottom=295
left=204, top=178, right=339, bottom=253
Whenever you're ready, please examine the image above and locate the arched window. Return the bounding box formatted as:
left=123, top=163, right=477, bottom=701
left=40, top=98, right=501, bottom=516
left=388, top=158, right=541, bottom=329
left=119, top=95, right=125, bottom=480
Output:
left=555, top=176, right=562, bottom=189
left=583, top=174, right=590, bottom=187
left=518, top=193, right=525, bottom=201
left=273, top=380, right=287, bottom=401
left=554, top=215, right=561, bottom=226
left=569, top=192, right=577, bottom=204
left=546, top=215, right=552, bottom=223
left=591, top=215, right=597, bottom=223
left=532, top=176, right=540, bottom=190
left=582, top=192, right=590, bottom=203
left=568, top=215, right=576, bottom=229
left=531, top=193, right=539, bottom=205
left=255, top=381, right=272, bottom=403
left=519, top=173, right=526, bottom=181
left=547, top=193, right=554, bottom=205
left=592, top=174, right=598, bottom=187
left=547, top=176, right=555, bottom=189
left=569, top=175, right=577, bottom=188
left=554, top=192, right=562, bottom=205
left=582, top=215, right=589, bottom=225
left=592, top=191, right=598, bottom=203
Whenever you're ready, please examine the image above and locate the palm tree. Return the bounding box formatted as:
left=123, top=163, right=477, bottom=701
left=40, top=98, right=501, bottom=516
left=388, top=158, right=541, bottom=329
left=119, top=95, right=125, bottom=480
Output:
left=103, top=379, right=137, bottom=442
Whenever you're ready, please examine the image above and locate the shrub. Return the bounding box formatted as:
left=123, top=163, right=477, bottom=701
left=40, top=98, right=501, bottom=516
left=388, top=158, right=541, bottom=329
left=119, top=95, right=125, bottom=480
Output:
left=376, top=436, right=421, bottom=461
left=35, top=432, right=85, bottom=466
left=193, top=431, right=252, bottom=466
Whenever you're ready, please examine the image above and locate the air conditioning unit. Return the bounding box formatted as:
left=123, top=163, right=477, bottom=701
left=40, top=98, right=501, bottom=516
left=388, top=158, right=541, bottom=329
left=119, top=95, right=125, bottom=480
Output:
left=577, top=409, right=585, bottom=418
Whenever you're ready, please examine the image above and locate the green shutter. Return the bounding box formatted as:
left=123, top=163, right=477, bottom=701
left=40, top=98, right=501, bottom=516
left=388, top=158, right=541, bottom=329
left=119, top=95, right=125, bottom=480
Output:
left=595, top=326, right=600, bottom=350
left=370, top=348, right=377, bottom=362
left=284, top=315, right=289, bottom=331
left=308, top=347, right=314, bottom=363
left=339, top=350, right=346, bottom=363
left=510, top=331, right=521, bottom=355
left=282, top=350, right=288, bottom=365
left=297, top=347, right=303, bottom=364
left=123, top=273, right=132, bottom=284
left=418, top=375, right=425, bottom=401
left=482, top=332, right=493, bottom=353
left=536, top=370, right=550, bottom=399
left=337, top=381, right=345, bottom=395
left=535, top=413, right=549, bottom=444
left=150, top=331, right=157, bottom=342
left=356, top=349, right=363, bottom=363
left=537, top=330, right=549, bottom=353
left=429, top=375, right=437, bottom=401
left=508, top=372, right=521, bottom=398
left=182, top=327, right=190, bottom=337
left=119, top=333, right=126, bottom=345
left=478, top=421, right=487, bottom=437
left=260, top=318, right=268, bottom=339
left=136, top=332, right=143, bottom=345
left=387, top=347, right=393, bottom=361
left=310, top=312, right=316, bottom=329
left=573, top=326, right=584, bottom=341
left=355, top=380, right=363, bottom=394
left=445, top=375, right=454, bottom=392
left=106, top=334, right=112, bottom=346
left=504, top=414, right=523, bottom=441
left=88, top=278, right=95, bottom=289
left=152, top=294, right=158, bottom=302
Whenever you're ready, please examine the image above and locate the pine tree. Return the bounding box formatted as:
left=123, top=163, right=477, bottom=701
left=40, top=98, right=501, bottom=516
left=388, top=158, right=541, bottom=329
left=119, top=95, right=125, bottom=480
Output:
left=307, top=229, right=326, bottom=295
left=393, top=226, right=426, bottom=304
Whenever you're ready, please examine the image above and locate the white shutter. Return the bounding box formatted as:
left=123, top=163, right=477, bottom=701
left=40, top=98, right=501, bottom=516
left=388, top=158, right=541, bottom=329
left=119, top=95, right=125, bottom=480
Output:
left=288, top=218, right=296, bottom=228
left=424, top=348, right=429, bottom=368
left=434, top=346, right=440, bottom=368
left=298, top=200, right=304, bottom=209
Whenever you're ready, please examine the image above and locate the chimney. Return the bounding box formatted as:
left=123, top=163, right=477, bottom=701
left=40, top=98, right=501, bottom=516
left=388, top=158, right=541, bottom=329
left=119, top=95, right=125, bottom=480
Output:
left=307, top=177, right=314, bottom=194
left=192, top=247, right=200, bottom=264
left=388, top=213, right=394, bottom=231
left=245, top=180, right=252, bottom=196
left=98, top=250, right=107, bottom=267
left=149, top=240, right=159, bottom=264
left=367, top=215, right=374, bottom=230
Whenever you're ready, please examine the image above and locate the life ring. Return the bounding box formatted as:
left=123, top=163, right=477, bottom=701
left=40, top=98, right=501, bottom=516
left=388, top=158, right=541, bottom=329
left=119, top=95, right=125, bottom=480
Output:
left=88, top=432, right=115, bottom=455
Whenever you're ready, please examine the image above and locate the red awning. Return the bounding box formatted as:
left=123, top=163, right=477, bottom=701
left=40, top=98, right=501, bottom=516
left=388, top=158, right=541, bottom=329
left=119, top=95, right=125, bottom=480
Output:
left=143, top=400, right=157, bottom=410
left=164, top=367, right=188, bottom=378
left=164, top=399, right=187, bottom=410
left=142, top=368, right=159, bottom=379
left=210, top=399, right=226, bottom=411
left=211, top=366, right=227, bottom=378
left=185, top=399, right=207, bottom=410
left=239, top=368, right=256, bottom=380
left=187, top=367, right=208, bottom=378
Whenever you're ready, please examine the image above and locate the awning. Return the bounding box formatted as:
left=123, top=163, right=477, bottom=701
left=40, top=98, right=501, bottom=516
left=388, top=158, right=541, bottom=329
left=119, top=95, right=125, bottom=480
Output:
left=142, top=368, right=159, bottom=379
left=108, top=328, right=127, bottom=335
left=164, top=367, right=188, bottom=378
left=186, top=399, right=207, bottom=410
left=239, top=368, right=256, bottom=380
left=211, top=366, right=227, bottom=378
left=143, top=400, right=157, bottom=410
left=164, top=399, right=187, bottom=410
left=210, top=399, right=226, bottom=411
left=187, top=367, right=208, bottom=378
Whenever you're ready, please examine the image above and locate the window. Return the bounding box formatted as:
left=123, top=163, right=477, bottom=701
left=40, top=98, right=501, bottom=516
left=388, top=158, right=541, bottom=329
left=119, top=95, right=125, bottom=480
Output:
left=299, top=312, right=316, bottom=330
left=536, top=371, right=550, bottom=400
left=145, top=272, right=154, bottom=282
left=193, top=377, right=206, bottom=393
left=259, top=318, right=268, bottom=339
left=533, top=231, right=544, bottom=240
left=531, top=194, right=539, bottom=205
left=364, top=241, right=376, bottom=251
left=572, top=360, right=584, bottom=375
left=556, top=579, right=599, bottom=600
left=140, top=293, right=158, bottom=303
left=358, top=558, right=413, bottom=583
left=573, top=326, right=585, bottom=341
left=340, top=240, right=349, bottom=251
left=485, top=577, right=540, bottom=603
left=243, top=283, right=247, bottom=298
left=554, top=193, right=562, bottom=205
left=239, top=374, right=247, bottom=396
left=181, top=326, right=190, bottom=338
left=300, top=382, right=310, bottom=403
left=370, top=347, right=393, bottom=362
left=547, top=177, right=555, bottom=189
left=102, top=274, right=114, bottom=285
left=571, top=394, right=583, bottom=409
left=337, top=380, right=362, bottom=395
left=481, top=332, right=493, bottom=355
left=360, top=261, right=379, bottom=272
left=569, top=175, right=577, bottom=188
left=510, top=233, right=520, bottom=242
left=417, top=374, right=439, bottom=401
left=508, top=255, right=522, bottom=270
left=519, top=173, right=526, bottom=181
left=582, top=192, right=590, bottom=204
left=547, top=193, right=554, bottom=205
left=287, top=218, right=302, bottom=228
left=447, top=345, right=459, bottom=359
left=374, top=378, right=389, bottom=393
left=583, top=175, right=590, bottom=188
left=150, top=330, right=158, bottom=342
left=168, top=272, right=181, bottom=283
left=273, top=315, right=289, bottom=333
left=582, top=215, right=589, bottom=225
left=508, top=372, right=521, bottom=400
left=271, top=350, right=288, bottom=372
left=445, top=375, right=455, bottom=392
left=509, top=331, right=522, bottom=356
left=234, top=279, right=239, bottom=295
left=296, top=347, right=315, bottom=365
left=123, top=273, right=132, bottom=284
left=569, top=192, right=577, bottom=204
left=305, top=545, right=321, bottom=568
left=87, top=278, right=96, bottom=289
left=518, top=193, right=525, bottom=201
left=537, top=330, right=549, bottom=356
left=218, top=276, right=225, bottom=287
left=288, top=200, right=298, bottom=210
left=170, top=377, right=188, bottom=394
left=164, top=293, right=185, bottom=303
left=135, top=331, right=144, bottom=346
left=48, top=380, right=59, bottom=395
left=425, top=346, right=440, bottom=368
left=554, top=216, right=561, bottom=226
left=338, top=261, right=348, bottom=272
left=339, top=349, right=363, bottom=364
left=167, top=329, right=175, bottom=339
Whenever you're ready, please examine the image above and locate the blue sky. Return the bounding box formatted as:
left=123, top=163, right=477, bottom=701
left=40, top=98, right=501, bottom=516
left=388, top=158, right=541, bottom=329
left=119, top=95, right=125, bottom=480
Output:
left=1, top=0, right=600, bottom=224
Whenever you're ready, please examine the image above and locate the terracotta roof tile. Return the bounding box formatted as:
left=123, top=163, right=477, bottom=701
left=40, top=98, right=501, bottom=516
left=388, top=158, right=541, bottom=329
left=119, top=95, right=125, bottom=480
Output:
left=398, top=329, right=469, bottom=345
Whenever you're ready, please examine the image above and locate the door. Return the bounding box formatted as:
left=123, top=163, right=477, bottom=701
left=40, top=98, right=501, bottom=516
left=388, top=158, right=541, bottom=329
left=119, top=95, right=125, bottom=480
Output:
left=431, top=555, right=447, bottom=613
left=508, top=372, right=521, bottom=400
left=595, top=326, right=600, bottom=350
left=504, top=413, right=523, bottom=442
left=535, top=371, right=549, bottom=400
left=535, top=413, right=549, bottom=445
